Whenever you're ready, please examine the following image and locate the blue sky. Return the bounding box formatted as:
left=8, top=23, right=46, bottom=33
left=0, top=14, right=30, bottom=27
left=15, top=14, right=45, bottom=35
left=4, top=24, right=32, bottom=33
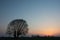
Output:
left=0, top=0, right=60, bottom=36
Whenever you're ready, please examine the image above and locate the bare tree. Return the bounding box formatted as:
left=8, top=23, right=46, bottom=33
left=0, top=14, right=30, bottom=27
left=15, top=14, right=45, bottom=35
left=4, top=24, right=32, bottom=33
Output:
left=6, top=19, right=28, bottom=37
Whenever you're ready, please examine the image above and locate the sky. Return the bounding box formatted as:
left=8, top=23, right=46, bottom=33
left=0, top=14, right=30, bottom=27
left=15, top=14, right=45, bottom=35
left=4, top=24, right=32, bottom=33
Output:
left=0, top=0, right=60, bottom=36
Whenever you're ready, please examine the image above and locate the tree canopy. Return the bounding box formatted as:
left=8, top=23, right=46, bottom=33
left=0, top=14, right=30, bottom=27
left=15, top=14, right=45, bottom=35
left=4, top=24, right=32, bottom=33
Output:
left=6, top=19, right=28, bottom=37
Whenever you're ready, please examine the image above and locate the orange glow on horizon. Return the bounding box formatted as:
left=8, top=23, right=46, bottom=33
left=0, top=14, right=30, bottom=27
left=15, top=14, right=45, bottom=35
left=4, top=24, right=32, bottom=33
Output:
left=42, top=30, right=55, bottom=36
left=39, top=28, right=58, bottom=36
left=29, top=27, right=59, bottom=36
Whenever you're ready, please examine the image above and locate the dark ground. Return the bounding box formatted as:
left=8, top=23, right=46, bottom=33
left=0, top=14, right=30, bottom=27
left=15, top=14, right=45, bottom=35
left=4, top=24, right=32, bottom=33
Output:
left=0, top=37, right=60, bottom=40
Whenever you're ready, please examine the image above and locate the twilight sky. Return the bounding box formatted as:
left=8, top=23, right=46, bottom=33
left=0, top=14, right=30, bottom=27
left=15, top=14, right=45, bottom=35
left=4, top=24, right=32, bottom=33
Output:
left=0, top=0, right=60, bottom=36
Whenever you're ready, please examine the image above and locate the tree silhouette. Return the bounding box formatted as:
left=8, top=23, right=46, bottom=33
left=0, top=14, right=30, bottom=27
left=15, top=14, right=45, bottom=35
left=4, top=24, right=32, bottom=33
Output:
left=6, top=19, right=28, bottom=37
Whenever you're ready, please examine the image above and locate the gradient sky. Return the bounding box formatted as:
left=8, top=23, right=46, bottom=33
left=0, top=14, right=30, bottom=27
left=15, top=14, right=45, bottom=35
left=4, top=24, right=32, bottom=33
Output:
left=0, top=0, right=60, bottom=36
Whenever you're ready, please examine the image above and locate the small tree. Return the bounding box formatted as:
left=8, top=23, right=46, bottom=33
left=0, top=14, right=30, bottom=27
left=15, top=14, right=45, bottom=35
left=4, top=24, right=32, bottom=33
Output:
left=6, top=19, right=28, bottom=37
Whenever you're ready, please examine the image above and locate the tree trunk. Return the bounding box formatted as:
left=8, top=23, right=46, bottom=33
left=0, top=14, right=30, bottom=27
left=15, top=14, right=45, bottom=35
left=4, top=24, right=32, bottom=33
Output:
left=14, top=31, right=16, bottom=37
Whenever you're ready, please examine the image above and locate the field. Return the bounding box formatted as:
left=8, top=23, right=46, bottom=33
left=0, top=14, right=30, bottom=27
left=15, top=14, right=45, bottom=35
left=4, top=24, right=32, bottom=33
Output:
left=0, top=36, right=60, bottom=40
